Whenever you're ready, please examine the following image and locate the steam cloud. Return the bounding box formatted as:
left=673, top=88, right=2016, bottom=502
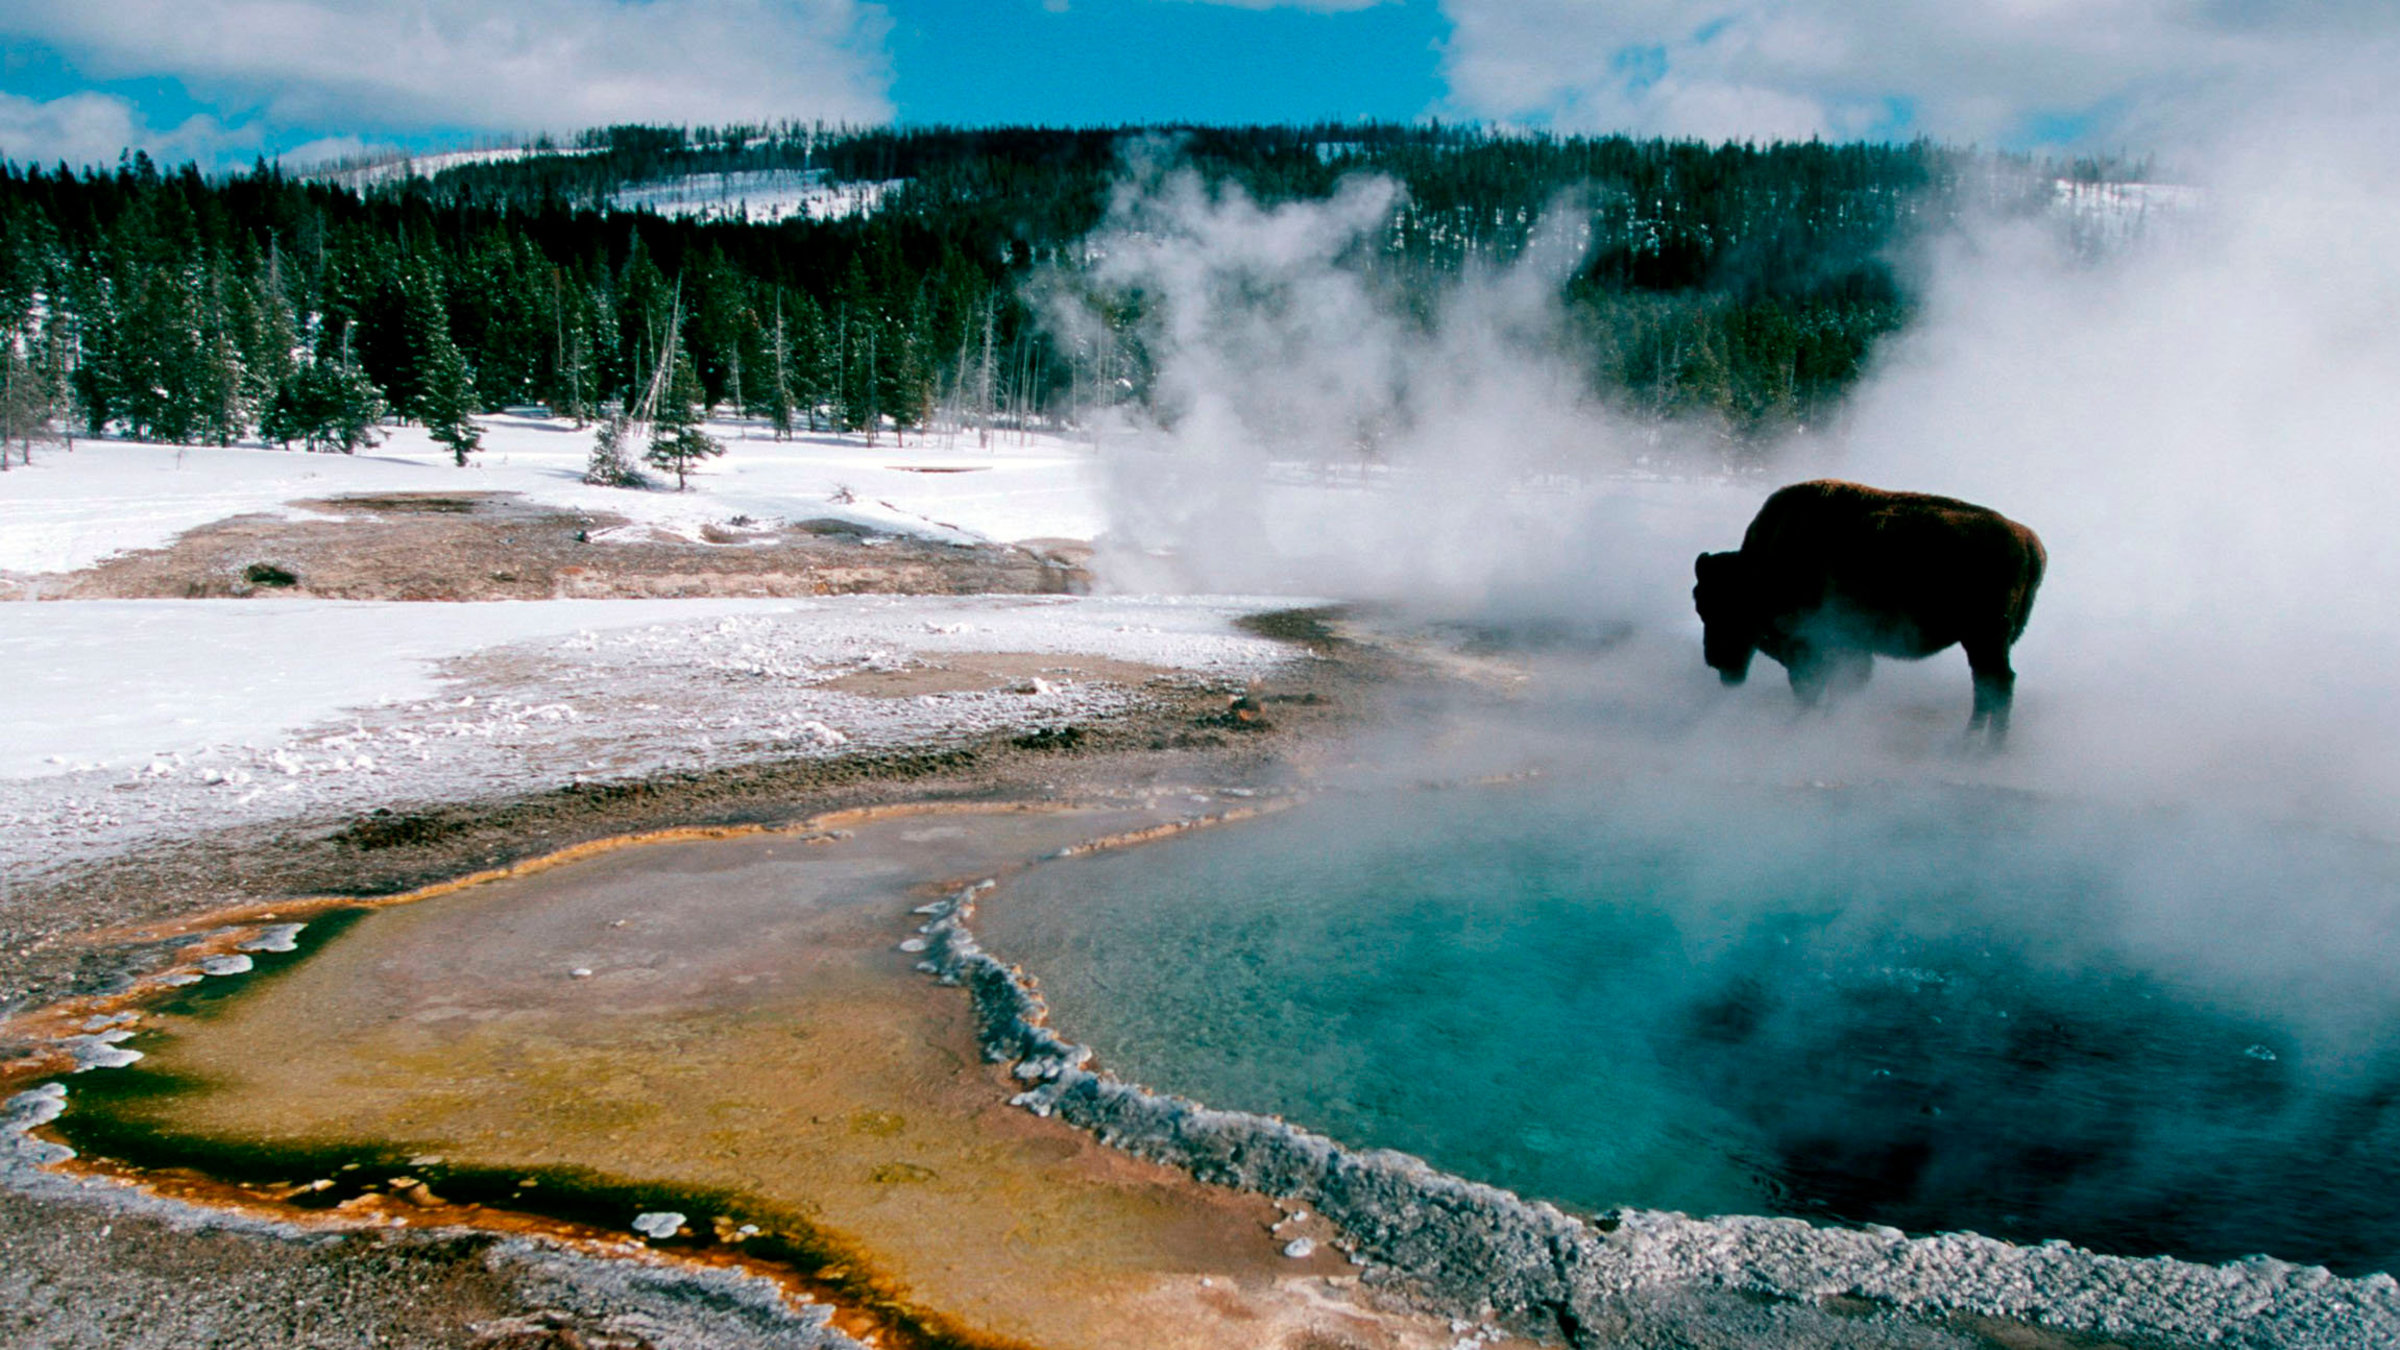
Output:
left=1064, top=95, right=2400, bottom=828
left=1064, top=150, right=1723, bottom=621
left=1052, top=78, right=2400, bottom=1145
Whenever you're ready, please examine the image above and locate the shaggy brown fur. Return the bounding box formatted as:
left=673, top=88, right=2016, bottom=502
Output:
left=1693, top=479, right=2046, bottom=741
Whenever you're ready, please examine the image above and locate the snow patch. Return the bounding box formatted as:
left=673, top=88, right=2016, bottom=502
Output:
left=631, top=1211, right=686, bottom=1240
left=611, top=170, right=902, bottom=224
left=0, top=595, right=1293, bottom=883
left=0, top=417, right=1102, bottom=577
left=237, top=923, right=306, bottom=953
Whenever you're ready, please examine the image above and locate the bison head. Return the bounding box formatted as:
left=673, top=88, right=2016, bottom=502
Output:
left=1693, top=550, right=1758, bottom=684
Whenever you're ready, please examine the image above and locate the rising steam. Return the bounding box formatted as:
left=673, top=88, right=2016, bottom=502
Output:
left=1057, top=103, right=2400, bottom=831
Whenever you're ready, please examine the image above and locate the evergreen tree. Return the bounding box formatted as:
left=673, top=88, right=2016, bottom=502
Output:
left=765, top=294, right=795, bottom=439
left=196, top=260, right=247, bottom=446
left=584, top=413, right=644, bottom=486
left=643, top=345, right=721, bottom=490
left=405, top=265, right=482, bottom=464
left=419, top=334, right=481, bottom=464
left=794, top=292, right=834, bottom=431
left=116, top=261, right=209, bottom=442
left=264, top=331, right=387, bottom=453
left=0, top=125, right=2006, bottom=456
left=0, top=345, right=61, bottom=465
left=241, top=242, right=302, bottom=421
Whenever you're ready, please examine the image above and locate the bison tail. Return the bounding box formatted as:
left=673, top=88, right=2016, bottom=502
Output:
left=2008, top=528, right=2047, bottom=643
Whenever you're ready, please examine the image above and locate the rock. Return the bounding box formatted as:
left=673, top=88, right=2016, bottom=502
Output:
left=238, top=923, right=306, bottom=953
left=631, top=1211, right=686, bottom=1240
left=65, top=1031, right=142, bottom=1071
left=198, top=954, right=253, bottom=976
left=1283, top=1237, right=1317, bottom=1259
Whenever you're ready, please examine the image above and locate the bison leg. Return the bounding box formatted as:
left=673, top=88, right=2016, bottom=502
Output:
left=1785, top=645, right=1871, bottom=709
left=1783, top=644, right=1829, bottom=707
left=1825, top=648, right=1874, bottom=700
left=1964, top=633, right=2016, bottom=743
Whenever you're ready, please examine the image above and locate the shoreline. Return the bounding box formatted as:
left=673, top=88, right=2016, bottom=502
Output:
left=8, top=602, right=2396, bottom=1348
left=927, top=830, right=2400, bottom=1350
left=0, top=602, right=1413, bottom=1350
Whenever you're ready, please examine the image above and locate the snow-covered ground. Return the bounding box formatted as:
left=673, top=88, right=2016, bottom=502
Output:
left=611, top=170, right=903, bottom=224
left=0, top=594, right=1292, bottom=883
left=2050, top=178, right=2201, bottom=245
left=0, top=415, right=1102, bottom=577
left=308, top=144, right=598, bottom=191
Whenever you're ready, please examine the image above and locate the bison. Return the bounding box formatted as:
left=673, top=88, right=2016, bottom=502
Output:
left=1693, top=480, right=2046, bottom=742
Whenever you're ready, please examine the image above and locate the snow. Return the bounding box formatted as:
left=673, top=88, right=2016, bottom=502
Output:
left=2050, top=179, right=2201, bottom=245
left=0, top=403, right=1290, bottom=887
left=0, top=414, right=1103, bottom=577
left=611, top=170, right=903, bottom=224
left=0, top=597, right=815, bottom=779
left=310, top=145, right=597, bottom=191
left=0, top=594, right=1293, bottom=883
left=631, top=1212, right=686, bottom=1240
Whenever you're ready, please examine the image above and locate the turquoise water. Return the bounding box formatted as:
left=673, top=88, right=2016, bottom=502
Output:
left=979, top=777, right=2400, bottom=1274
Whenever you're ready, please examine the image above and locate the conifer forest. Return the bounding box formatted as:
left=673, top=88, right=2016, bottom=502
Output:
left=0, top=123, right=2093, bottom=464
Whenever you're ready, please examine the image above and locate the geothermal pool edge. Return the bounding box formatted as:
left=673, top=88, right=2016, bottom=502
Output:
left=922, top=855, right=2400, bottom=1350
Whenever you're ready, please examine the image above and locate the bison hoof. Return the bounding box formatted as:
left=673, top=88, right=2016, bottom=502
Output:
left=1718, top=670, right=1747, bottom=687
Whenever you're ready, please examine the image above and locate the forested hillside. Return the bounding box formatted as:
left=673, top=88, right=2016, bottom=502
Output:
left=0, top=123, right=2093, bottom=462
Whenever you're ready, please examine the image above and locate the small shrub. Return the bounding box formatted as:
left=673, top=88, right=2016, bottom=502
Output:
left=1012, top=726, right=1086, bottom=752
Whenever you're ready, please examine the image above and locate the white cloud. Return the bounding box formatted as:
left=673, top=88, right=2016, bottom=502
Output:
left=0, top=0, right=893, bottom=142
left=1434, top=0, right=2400, bottom=150
left=0, top=90, right=256, bottom=168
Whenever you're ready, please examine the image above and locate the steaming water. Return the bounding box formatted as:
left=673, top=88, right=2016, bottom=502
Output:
left=979, top=776, right=2400, bottom=1275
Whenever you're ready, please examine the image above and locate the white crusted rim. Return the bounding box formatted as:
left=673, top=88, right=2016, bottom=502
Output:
left=914, top=873, right=2400, bottom=1349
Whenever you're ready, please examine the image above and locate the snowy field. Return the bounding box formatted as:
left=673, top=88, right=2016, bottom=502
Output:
left=0, top=407, right=1737, bottom=887
left=0, top=414, right=1103, bottom=577
left=0, top=415, right=1310, bottom=884
left=610, top=169, right=902, bottom=224
left=0, top=594, right=1293, bottom=883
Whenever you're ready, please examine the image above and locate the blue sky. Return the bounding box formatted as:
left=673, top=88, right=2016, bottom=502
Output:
left=885, top=0, right=1447, bottom=129
left=0, top=0, right=2384, bottom=170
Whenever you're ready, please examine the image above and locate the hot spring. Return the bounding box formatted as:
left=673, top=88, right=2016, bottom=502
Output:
left=976, top=771, right=2400, bottom=1277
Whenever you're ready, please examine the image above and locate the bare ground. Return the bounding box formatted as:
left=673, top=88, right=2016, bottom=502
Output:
left=0, top=571, right=2135, bottom=1350
left=0, top=605, right=1377, bottom=1350
left=2, top=491, right=1091, bottom=602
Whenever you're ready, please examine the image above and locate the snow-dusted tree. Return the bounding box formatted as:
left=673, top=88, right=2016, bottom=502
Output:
left=319, top=346, right=389, bottom=454
left=418, top=334, right=482, bottom=466
left=264, top=332, right=388, bottom=454
left=406, top=268, right=482, bottom=466
left=583, top=413, right=644, bottom=486
left=643, top=345, right=721, bottom=490
left=765, top=295, right=795, bottom=440
left=0, top=346, right=61, bottom=466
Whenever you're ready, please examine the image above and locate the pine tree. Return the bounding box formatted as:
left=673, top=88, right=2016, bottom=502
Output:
left=264, top=330, right=388, bottom=454
left=419, top=335, right=481, bottom=465
left=725, top=344, right=744, bottom=438
left=243, top=242, right=301, bottom=422
left=0, top=346, right=59, bottom=466
left=117, top=261, right=209, bottom=442
left=644, top=344, right=721, bottom=490
left=197, top=260, right=246, bottom=446
left=584, top=413, right=644, bottom=486
left=406, top=266, right=482, bottom=465
left=766, top=294, right=795, bottom=440
left=320, top=344, right=389, bottom=453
